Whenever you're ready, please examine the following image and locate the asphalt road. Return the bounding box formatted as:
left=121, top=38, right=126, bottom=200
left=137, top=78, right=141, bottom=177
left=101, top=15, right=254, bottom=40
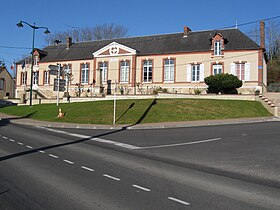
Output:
left=1, top=121, right=280, bottom=209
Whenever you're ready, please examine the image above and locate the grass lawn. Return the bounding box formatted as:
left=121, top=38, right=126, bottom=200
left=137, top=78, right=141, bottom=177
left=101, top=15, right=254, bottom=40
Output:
left=0, top=99, right=272, bottom=124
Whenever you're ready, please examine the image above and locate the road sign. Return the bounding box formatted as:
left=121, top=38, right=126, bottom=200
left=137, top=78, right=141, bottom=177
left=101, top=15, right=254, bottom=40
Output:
left=48, top=64, right=59, bottom=71
left=54, top=78, right=66, bottom=92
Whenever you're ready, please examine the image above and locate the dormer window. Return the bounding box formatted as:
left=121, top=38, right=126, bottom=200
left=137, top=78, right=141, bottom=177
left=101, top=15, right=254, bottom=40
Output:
left=214, top=41, right=222, bottom=56
left=34, top=56, right=39, bottom=66
left=211, top=33, right=225, bottom=57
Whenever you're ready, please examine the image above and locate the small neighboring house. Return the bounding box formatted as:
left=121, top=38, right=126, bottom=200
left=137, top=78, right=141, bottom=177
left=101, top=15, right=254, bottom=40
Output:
left=15, top=22, right=267, bottom=99
left=0, top=66, right=15, bottom=99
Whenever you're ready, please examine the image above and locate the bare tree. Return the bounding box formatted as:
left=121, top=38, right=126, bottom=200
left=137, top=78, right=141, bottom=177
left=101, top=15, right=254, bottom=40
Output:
left=44, top=24, right=128, bottom=45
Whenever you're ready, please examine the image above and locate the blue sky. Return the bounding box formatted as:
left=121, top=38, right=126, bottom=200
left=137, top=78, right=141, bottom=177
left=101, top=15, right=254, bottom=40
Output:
left=1, top=0, right=280, bottom=73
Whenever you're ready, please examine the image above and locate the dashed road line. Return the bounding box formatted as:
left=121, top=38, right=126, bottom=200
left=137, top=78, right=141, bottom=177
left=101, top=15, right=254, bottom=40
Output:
left=9, top=139, right=15, bottom=142
left=39, top=150, right=45, bottom=154
left=168, top=197, right=190, bottom=206
left=103, top=174, right=121, bottom=181
left=49, top=154, right=59, bottom=159
left=132, top=184, right=151, bottom=192
left=17, top=142, right=23, bottom=145
left=81, top=166, right=95, bottom=172
left=2, top=136, right=8, bottom=139
left=26, top=145, right=33, bottom=149
left=63, top=159, right=74, bottom=164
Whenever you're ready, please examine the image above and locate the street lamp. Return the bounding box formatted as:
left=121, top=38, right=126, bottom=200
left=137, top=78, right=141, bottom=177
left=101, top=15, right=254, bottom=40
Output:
left=17, top=20, right=50, bottom=106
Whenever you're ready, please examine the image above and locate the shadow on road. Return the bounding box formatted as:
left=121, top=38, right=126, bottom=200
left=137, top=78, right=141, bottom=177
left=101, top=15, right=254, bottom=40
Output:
left=0, top=112, right=37, bottom=128
left=0, top=100, right=157, bottom=161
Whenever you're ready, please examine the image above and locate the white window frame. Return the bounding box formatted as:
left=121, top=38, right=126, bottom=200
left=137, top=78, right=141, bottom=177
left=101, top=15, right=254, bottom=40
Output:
left=81, top=63, right=89, bottom=84
left=120, top=61, right=129, bottom=83
left=143, top=60, right=153, bottom=83
left=213, top=64, right=223, bottom=75
left=164, top=59, right=174, bottom=82
left=236, top=63, right=245, bottom=81
left=21, top=72, right=27, bottom=85
left=214, top=41, right=222, bottom=56
left=192, top=64, right=200, bottom=82
left=33, top=71, right=39, bottom=85
left=64, top=64, right=71, bottom=85
left=34, top=56, right=39, bottom=66
left=100, top=62, right=108, bottom=85
left=44, top=71, right=50, bottom=85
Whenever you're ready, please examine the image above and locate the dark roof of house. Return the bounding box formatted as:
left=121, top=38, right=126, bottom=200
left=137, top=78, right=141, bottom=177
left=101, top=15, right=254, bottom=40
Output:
left=19, top=28, right=261, bottom=63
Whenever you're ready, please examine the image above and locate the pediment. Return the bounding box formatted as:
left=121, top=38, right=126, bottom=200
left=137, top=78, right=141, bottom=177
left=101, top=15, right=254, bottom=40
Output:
left=93, top=42, right=137, bottom=57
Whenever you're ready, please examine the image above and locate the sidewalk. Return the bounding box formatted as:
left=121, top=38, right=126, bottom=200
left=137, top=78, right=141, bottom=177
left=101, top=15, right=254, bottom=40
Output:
left=0, top=112, right=278, bottom=130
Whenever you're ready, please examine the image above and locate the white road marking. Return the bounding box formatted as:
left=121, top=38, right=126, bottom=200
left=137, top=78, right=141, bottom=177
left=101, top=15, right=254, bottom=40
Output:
left=17, top=142, right=23, bottom=145
left=49, top=154, right=59, bottom=158
left=69, top=133, right=89, bottom=138
left=9, top=139, right=15, bottom=142
left=2, top=136, right=8, bottom=139
left=26, top=145, right=33, bottom=149
left=39, top=150, right=45, bottom=154
left=138, top=138, right=222, bottom=149
left=91, top=138, right=140, bottom=150
left=63, top=159, right=74, bottom=164
left=103, top=174, right=121, bottom=181
left=132, top=185, right=151, bottom=192
left=81, top=166, right=95, bottom=172
left=168, top=197, right=190, bottom=206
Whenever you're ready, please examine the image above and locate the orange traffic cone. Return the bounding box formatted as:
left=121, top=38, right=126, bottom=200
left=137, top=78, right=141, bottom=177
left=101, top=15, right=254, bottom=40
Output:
left=58, top=108, right=64, bottom=118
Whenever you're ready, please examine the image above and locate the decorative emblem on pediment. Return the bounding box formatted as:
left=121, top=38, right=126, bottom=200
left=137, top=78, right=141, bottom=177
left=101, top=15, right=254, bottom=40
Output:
left=109, top=45, right=119, bottom=55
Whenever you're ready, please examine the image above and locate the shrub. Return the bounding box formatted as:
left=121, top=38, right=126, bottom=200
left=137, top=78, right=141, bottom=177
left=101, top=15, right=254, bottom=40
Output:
left=204, top=73, right=242, bottom=94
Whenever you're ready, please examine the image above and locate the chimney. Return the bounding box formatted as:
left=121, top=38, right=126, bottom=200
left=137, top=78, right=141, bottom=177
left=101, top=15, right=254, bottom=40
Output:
left=260, top=21, right=265, bottom=49
left=66, top=37, right=72, bottom=49
left=183, top=26, right=192, bottom=37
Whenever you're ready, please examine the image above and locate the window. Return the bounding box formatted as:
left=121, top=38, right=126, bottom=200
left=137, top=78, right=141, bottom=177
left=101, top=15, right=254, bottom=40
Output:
left=236, top=63, right=245, bottom=80
left=143, top=60, right=153, bottom=82
left=21, top=72, right=27, bottom=85
left=81, top=63, right=89, bottom=84
left=214, top=41, right=222, bottom=56
left=44, top=71, right=50, bottom=85
left=120, top=61, right=129, bottom=83
left=33, top=72, right=39, bottom=85
left=213, top=64, right=223, bottom=75
left=192, top=64, right=200, bottom=82
left=34, top=56, right=39, bottom=66
left=99, top=62, right=108, bottom=84
left=164, top=59, right=174, bottom=82
left=63, top=64, right=72, bottom=84
left=0, top=79, right=5, bottom=90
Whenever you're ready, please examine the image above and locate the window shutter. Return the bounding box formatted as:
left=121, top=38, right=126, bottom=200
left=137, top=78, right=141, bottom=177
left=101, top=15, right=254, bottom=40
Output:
left=199, top=64, right=204, bottom=82
left=245, top=63, right=250, bottom=81
left=186, top=64, right=191, bottom=82
left=230, top=63, right=236, bottom=75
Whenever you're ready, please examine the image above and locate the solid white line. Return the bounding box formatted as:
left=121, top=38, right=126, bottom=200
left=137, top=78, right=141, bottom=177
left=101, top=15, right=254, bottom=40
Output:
left=91, top=138, right=140, bottom=150
left=63, top=159, right=74, bottom=164
left=17, top=142, right=23, bottom=145
left=26, top=145, right=33, bottom=149
left=81, top=166, right=95, bottom=172
left=103, top=174, right=121, bottom=181
left=9, top=139, right=15, bottom=142
left=69, top=133, right=89, bottom=138
left=39, top=150, right=45, bottom=154
left=168, top=197, right=190, bottom=206
left=138, top=138, right=222, bottom=149
left=2, top=136, right=8, bottom=139
left=49, top=154, right=59, bottom=158
left=132, top=185, right=151, bottom=192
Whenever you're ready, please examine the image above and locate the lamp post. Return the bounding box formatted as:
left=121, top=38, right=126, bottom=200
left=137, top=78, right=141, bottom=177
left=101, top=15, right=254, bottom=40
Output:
left=17, top=21, right=50, bottom=106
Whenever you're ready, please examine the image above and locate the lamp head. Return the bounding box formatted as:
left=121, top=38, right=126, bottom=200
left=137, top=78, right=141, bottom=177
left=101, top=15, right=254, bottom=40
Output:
left=44, top=29, right=50, bottom=34
left=16, top=21, right=24, bottom=28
